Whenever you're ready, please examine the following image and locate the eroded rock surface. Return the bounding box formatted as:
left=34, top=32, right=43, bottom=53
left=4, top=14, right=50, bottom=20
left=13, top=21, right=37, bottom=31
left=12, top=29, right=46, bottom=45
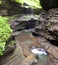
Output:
left=37, top=37, right=58, bottom=62
left=16, top=31, right=58, bottom=65
left=32, top=9, right=58, bottom=64
left=32, top=8, right=58, bottom=41
left=20, top=54, right=37, bottom=65
left=10, top=15, right=39, bottom=32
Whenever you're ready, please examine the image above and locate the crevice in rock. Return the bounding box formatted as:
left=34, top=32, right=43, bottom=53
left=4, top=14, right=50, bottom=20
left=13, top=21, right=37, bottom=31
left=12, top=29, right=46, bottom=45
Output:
left=48, top=40, right=58, bottom=47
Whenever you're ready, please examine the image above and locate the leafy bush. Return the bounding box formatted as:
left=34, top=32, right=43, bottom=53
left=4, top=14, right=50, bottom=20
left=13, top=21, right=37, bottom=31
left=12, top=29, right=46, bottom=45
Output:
left=0, top=0, right=2, bottom=5
left=12, top=0, right=42, bottom=9
left=0, top=16, right=12, bottom=55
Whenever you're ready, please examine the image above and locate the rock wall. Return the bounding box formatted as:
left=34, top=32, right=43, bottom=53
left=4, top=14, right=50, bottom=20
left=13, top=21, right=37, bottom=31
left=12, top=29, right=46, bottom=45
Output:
left=40, top=0, right=58, bottom=10
left=0, top=0, right=41, bottom=16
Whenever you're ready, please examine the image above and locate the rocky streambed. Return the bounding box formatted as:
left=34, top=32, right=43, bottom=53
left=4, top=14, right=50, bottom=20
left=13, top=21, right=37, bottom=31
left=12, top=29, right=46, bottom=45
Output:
left=0, top=8, right=58, bottom=65
left=11, top=8, right=58, bottom=65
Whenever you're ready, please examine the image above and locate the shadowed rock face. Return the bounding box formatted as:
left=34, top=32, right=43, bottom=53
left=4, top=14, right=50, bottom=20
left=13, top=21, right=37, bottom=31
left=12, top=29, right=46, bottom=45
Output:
left=32, top=8, right=58, bottom=46
left=10, top=15, right=39, bottom=32
left=40, top=0, right=58, bottom=10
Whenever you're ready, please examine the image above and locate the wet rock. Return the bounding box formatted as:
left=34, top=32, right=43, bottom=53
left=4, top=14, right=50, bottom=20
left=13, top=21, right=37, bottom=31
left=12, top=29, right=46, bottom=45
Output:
left=32, top=8, right=58, bottom=41
left=31, top=47, right=49, bottom=65
left=3, top=35, right=16, bottom=55
left=10, top=15, right=39, bottom=32
left=0, top=40, right=25, bottom=65
left=16, top=32, right=41, bottom=57
left=37, top=37, right=58, bottom=62
left=0, top=9, right=8, bottom=16
left=32, top=8, right=58, bottom=63
left=20, top=54, right=37, bottom=65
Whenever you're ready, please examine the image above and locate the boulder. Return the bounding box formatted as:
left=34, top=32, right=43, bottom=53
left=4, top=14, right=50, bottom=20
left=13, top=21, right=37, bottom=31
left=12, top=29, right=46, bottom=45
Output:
left=10, top=15, right=39, bottom=32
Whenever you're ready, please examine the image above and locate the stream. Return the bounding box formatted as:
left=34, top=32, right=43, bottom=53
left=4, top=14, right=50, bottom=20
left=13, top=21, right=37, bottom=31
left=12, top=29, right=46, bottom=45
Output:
left=0, top=3, right=58, bottom=64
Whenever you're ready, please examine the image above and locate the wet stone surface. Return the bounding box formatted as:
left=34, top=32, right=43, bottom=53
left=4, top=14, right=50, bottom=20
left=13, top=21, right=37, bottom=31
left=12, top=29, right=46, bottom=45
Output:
left=16, top=32, right=41, bottom=57
left=0, top=31, right=58, bottom=65
left=37, top=37, right=58, bottom=62
left=0, top=39, right=25, bottom=65
left=33, top=8, right=58, bottom=41
left=0, top=8, right=58, bottom=65
left=10, top=15, right=39, bottom=32
left=16, top=31, right=58, bottom=65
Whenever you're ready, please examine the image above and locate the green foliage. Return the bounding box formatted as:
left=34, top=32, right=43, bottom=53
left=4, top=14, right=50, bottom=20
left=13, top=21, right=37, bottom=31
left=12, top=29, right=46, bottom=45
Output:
left=13, top=0, right=42, bottom=9
left=0, top=16, right=12, bottom=55
left=0, top=0, right=2, bottom=5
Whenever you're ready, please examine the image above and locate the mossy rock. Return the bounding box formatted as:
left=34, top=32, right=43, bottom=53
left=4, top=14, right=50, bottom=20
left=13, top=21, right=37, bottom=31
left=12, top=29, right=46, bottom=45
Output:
left=3, top=35, right=16, bottom=55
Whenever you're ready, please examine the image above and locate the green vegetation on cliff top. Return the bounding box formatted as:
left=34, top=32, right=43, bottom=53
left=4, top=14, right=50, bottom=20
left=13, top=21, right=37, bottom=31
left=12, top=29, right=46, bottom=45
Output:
left=12, top=0, right=42, bottom=8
